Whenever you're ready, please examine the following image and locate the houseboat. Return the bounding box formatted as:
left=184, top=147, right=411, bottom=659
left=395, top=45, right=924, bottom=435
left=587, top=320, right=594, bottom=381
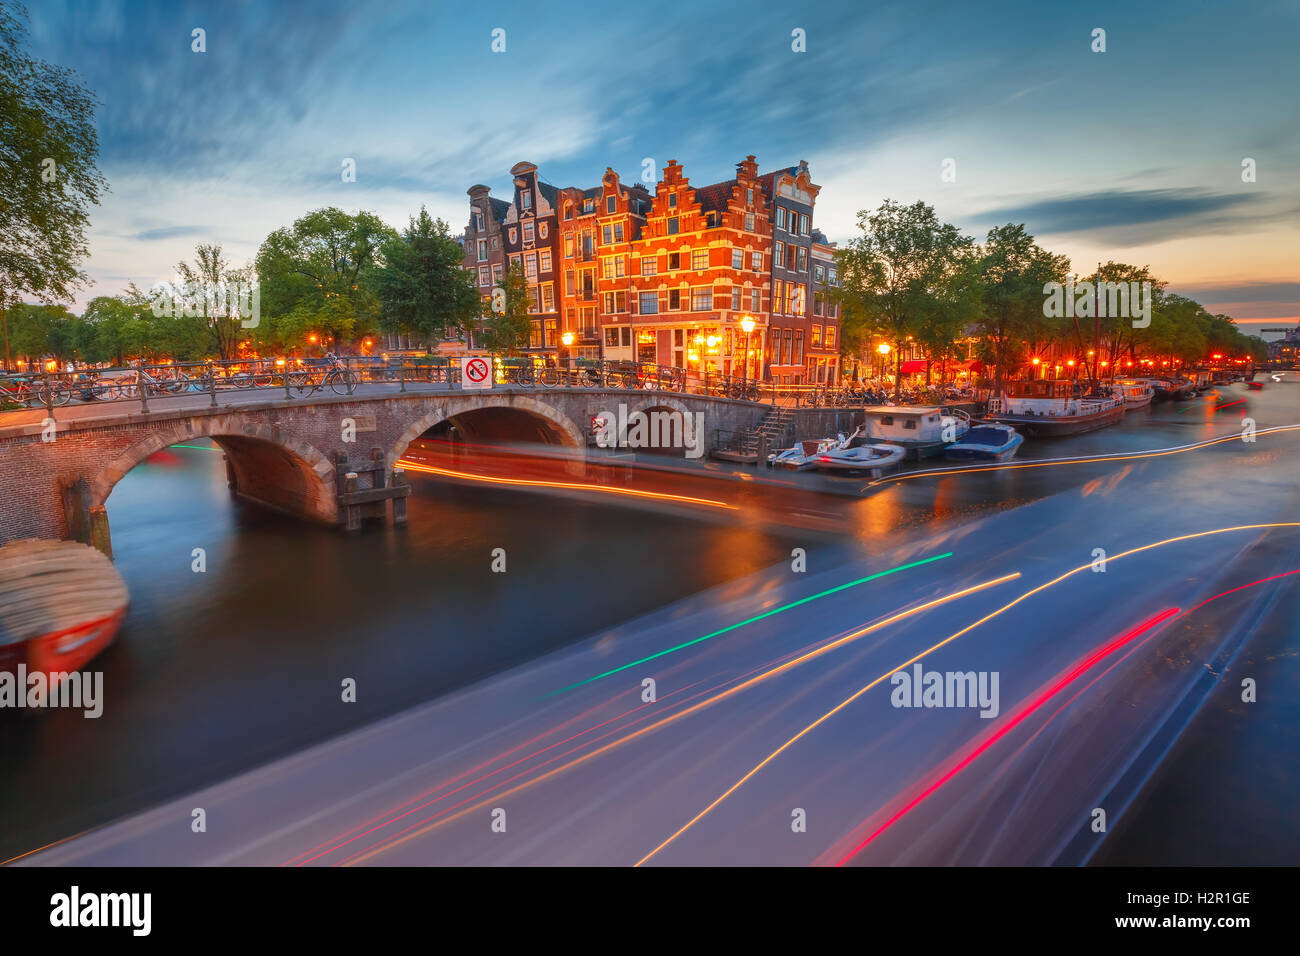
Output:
left=944, top=423, right=1024, bottom=462
left=859, top=406, right=971, bottom=460
left=990, top=380, right=1125, bottom=437
left=0, top=539, right=128, bottom=683
left=1111, top=379, right=1155, bottom=409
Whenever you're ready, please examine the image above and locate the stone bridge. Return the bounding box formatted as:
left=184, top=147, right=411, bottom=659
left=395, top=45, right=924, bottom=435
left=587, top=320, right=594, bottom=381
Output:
left=0, top=386, right=769, bottom=548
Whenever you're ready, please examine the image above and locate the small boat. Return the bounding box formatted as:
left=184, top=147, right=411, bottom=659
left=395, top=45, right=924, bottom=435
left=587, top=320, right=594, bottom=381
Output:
left=991, top=379, right=1125, bottom=437
left=944, top=423, right=1024, bottom=462
left=0, top=539, right=127, bottom=682
left=769, top=436, right=846, bottom=471
left=1146, top=378, right=1176, bottom=402
left=860, top=406, right=970, bottom=460
left=813, top=427, right=906, bottom=475
left=1111, top=379, right=1155, bottom=409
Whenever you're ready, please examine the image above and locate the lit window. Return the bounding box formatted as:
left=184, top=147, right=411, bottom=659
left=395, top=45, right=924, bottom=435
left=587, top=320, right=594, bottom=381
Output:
left=692, top=249, right=709, bottom=270
left=641, top=257, right=658, bottom=276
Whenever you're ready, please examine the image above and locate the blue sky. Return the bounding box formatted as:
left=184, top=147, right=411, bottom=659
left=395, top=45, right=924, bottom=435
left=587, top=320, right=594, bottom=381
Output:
left=24, top=0, right=1300, bottom=332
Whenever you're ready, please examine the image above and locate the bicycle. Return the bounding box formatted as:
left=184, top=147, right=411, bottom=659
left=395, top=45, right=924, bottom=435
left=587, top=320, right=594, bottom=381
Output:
left=288, top=355, right=356, bottom=396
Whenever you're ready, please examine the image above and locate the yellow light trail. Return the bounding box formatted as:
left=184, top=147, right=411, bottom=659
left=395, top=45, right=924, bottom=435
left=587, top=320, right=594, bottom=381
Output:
left=866, top=423, right=1300, bottom=487
left=340, top=572, right=1021, bottom=865
left=636, top=522, right=1300, bottom=865
left=397, top=458, right=735, bottom=510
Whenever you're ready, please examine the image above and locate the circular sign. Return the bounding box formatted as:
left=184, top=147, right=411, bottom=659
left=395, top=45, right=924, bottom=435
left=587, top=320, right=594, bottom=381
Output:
left=465, top=357, right=490, bottom=384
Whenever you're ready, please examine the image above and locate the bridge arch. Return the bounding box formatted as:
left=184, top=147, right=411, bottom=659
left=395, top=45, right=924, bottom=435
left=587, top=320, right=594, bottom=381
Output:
left=89, top=416, right=338, bottom=524
left=391, top=393, right=585, bottom=462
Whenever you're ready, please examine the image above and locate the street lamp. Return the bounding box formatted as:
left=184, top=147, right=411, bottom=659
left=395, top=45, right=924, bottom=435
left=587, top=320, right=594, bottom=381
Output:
left=740, top=315, right=755, bottom=389
left=561, top=330, right=574, bottom=379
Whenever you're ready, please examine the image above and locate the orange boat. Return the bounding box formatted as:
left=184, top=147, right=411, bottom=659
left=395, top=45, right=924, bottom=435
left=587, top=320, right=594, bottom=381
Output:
left=0, top=540, right=127, bottom=681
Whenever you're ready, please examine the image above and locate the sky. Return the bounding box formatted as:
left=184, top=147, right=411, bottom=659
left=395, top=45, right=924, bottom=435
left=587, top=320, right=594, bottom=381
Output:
left=22, top=0, right=1300, bottom=337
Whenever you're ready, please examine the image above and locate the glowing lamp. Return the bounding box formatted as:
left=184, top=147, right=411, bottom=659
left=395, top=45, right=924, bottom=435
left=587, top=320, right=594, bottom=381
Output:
left=561, top=331, right=574, bottom=346
left=877, top=342, right=891, bottom=355
left=740, top=315, right=755, bottom=334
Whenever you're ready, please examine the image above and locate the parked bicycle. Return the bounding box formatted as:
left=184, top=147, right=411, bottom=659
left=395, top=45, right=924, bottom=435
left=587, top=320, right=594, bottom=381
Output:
left=286, top=353, right=358, bottom=396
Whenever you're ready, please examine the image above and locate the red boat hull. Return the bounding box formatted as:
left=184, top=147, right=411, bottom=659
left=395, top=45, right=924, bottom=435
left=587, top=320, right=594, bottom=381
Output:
left=22, top=608, right=124, bottom=678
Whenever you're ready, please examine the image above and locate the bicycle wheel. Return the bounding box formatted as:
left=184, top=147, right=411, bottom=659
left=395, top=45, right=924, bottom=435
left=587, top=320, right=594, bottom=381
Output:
left=287, top=371, right=312, bottom=394
left=327, top=370, right=355, bottom=395
left=40, top=382, right=73, bottom=406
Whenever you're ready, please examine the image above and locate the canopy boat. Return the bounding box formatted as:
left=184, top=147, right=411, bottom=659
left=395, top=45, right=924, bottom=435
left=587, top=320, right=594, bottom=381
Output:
left=769, top=435, right=848, bottom=471
left=943, top=423, right=1024, bottom=462
left=1111, top=379, right=1155, bottom=409
left=812, top=427, right=906, bottom=475
left=0, top=539, right=127, bottom=681
left=990, top=380, right=1124, bottom=437
left=859, top=406, right=970, bottom=460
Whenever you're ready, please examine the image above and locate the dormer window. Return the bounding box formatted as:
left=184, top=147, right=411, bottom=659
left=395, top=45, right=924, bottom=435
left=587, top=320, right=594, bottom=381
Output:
left=583, top=198, right=594, bottom=213
left=606, top=196, right=616, bottom=214
left=521, top=192, right=531, bottom=210
left=668, top=192, right=677, bottom=208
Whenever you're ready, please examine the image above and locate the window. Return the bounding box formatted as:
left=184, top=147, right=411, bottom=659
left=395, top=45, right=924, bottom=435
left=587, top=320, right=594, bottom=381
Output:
left=528, top=286, right=540, bottom=312
left=751, top=251, right=762, bottom=270
left=783, top=328, right=794, bottom=364
left=747, top=187, right=753, bottom=203
left=477, top=239, right=487, bottom=262
left=813, top=293, right=823, bottom=316
left=491, top=237, right=500, bottom=249
left=522, top=191, right=531, bottom=210
left=478, top=266, right=490, bottom=286
left=668, top=252, right=681, bottom=270
left=745, top=212, right=755, bottom=231
left=564, top=203, right=573, bottom=220
left=814, top=264, right=825, bottom=282
left=492, top=264, right=503, bottom=284
left=829, top=268, right=838, bottom=286
left=797, top=247, right=807, bottom=272
left=732, top=248, right=743, bottom=269
left=583, top=198, right=594, bottom=213
left=787, top=245, right=797, bottom=270
left=565, top=237, right=574, bottom=258
left=605, top=327, right=621, bottom=348
left=474, top=211, right=484, bottom=231
left=668, top=289, right=681, bottom=310
left=606, top=196, right=616, bottom=214
left=613, top=223, right=623, bottom=242
left=510, top=253, right=521, bottom=270
left=603, top=291, right=627, bottom=313
left=639, top=292, right=659, bottom=314
left=691, top=249, right=709, bottom=270
left=776, top=207, right=786, bottom=230
left=668, top=192, right=677, bottom=208
left=750, top=288, right=760, bottom=311
left=539, top=223, right=548, bottom=239
left=525, top=253, right=537, bottom=278
left=692, top=288, right=712, bottom=311
left=825, top=325, right=835, bottom=347
left=774, top=280, right=784, bottom=315
left=641, top=256, right=658, bottom=276
left=800, top=214, right=809, bottom=235
left=731, top=287, right=741, bottom=310
left=812, top=325, right=823, bottom=348
left=793, top=329, right=804, bottom=364
left=602, top=225, right=613, bottom=245
left=667, top=217, right=679, bottom=235
left=542, top=284, right=554, bottom=312
left=524, top=222, right=535, bottom=244
left=540, top=250, right=551, bottom=272
left=774, top=241, right=784, bottom=267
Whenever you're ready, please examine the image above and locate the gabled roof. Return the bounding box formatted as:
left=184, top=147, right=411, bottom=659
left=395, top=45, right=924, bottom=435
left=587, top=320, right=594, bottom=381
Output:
left=694, top=180, right=735, bottom=215
left=488, top=197, right=511, bottom=221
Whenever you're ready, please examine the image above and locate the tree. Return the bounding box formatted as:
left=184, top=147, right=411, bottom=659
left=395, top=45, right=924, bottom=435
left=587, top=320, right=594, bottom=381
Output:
left=373, top=207, right=478, bottom=346
left=255, top=207, right=396, bottom=353
left=166, top=243, right=254, bottom=361
left=0, top=1, right=108, bottom=368
left=477, top=262, right=532, bottom=354
left=834, top=200, right=975, bottom=398
left=974, top=224, right=1070, bottom=392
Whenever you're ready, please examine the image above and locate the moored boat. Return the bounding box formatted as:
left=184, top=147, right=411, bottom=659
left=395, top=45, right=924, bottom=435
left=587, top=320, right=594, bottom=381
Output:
left=943, top=423, right=1024, bottom=462
left=859, top=405, right=970, bottom=460
left=1111, top=379, right=1155, bottom=409
left=990, top=380, right=1125, bottom=437
left=768, top=435, right=846, bottom=471
left=813, top=427, right=906, bottom=475
left=0, top=539, right=127, bottom=682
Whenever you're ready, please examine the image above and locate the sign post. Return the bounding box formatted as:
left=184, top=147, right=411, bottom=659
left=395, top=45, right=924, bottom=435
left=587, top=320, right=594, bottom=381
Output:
left=461, top=356, right=492, bottom=390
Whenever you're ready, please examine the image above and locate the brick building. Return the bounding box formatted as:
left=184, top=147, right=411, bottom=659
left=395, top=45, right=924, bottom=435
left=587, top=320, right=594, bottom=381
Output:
left=809, top=229, right=842, bottom=383
left=500, top=161, right=563, bottom=354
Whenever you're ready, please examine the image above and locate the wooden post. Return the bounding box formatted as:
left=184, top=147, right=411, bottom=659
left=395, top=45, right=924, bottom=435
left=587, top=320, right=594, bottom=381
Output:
left=88, top=505, right=114, bottom=560
left=391, top=468, right=407, bottom=526
left=344, top=472, right=361, bottom=533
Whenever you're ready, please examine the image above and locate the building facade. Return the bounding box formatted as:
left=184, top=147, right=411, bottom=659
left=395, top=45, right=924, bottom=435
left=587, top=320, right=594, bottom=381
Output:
left=759, top=161, right=821, bottom=384
left=500, top=161, right=563, bottom=354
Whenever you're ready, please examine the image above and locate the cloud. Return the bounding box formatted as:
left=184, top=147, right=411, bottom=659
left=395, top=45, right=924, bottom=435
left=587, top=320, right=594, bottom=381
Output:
left=128, top=225, right=210, bottom=241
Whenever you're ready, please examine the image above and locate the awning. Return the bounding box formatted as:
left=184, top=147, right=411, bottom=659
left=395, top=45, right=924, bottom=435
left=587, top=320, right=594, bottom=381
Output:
left=899, top=359, right=928, bottom=374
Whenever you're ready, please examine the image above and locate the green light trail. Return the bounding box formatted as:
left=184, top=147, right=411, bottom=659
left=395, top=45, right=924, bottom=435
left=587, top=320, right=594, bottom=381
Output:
left=549, top=551, right=954, bottom=695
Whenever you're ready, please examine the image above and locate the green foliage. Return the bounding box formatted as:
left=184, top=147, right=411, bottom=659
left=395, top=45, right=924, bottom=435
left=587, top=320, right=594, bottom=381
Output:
left=373, top=207, right=478, bottom=343
left=476, top=261, right=533, bottom=354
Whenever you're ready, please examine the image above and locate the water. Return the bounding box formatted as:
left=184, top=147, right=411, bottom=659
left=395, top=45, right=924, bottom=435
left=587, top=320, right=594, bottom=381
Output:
left=2, top=384, right=1295, bottom=863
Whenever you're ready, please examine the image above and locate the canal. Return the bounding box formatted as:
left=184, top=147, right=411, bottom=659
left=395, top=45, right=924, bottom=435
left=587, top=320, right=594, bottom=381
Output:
left=2, top=382, right=1295, bottom=863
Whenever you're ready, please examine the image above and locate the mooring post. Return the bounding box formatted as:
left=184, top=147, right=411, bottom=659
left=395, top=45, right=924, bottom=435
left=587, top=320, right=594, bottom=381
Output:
left=88, top=505, right=114, bottom=560
left=391, top=467, right=408, bottom=526
left=344, top=472, right=361, bottom=533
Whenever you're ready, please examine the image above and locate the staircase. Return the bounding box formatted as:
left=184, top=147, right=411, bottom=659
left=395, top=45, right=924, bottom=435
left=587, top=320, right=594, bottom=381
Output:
left=714, top=405, right=794, bottom=462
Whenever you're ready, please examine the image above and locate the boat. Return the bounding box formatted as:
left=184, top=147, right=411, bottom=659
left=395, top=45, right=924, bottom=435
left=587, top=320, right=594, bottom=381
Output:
left=1146, top=378, right=1176, bottom=402
left=1246, top=381, right=1264, bottom=391
left=768, top=435, right=847, bottom=471
left=990, top=380, right=1125, bottom=437
left=859, top=406, right=971, bottom=460
left=0, top=539, right=127, bottom=682
left=1170, top=377, right=1197, bottom=400
left=1111, top=379, right=1155, bottom=409
left=812, top=427, right=907, bottom=475
left=943, top=423, right=1024, bottom=462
